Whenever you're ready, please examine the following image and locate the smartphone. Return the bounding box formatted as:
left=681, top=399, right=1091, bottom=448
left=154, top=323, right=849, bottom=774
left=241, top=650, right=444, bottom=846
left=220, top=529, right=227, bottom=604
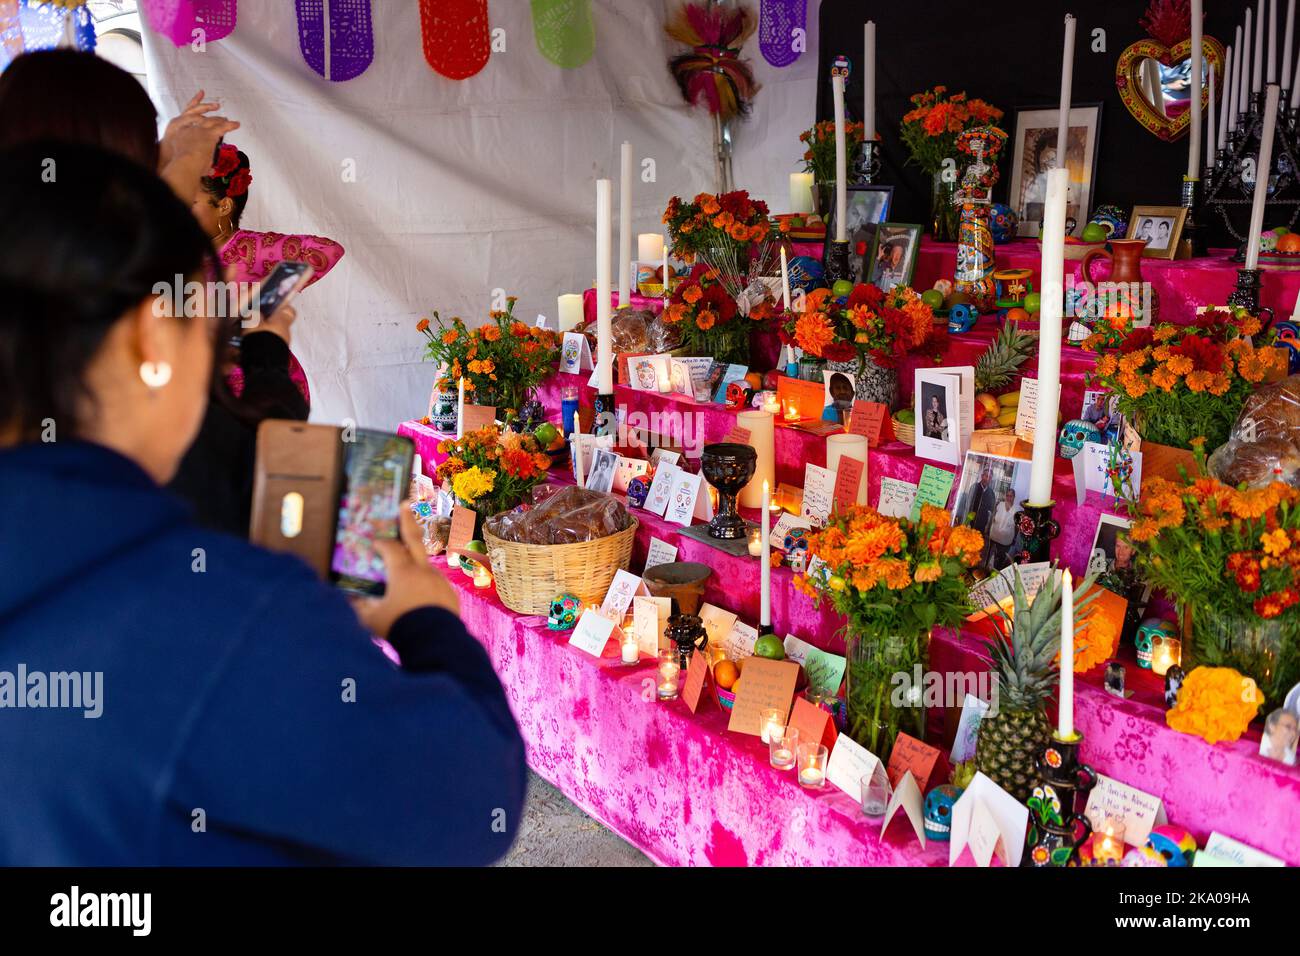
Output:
left=250, top=421, right=346, bottom=579
left=256, top=260, right=313, bottom=323
left=328, top=429, right=415, bottom=596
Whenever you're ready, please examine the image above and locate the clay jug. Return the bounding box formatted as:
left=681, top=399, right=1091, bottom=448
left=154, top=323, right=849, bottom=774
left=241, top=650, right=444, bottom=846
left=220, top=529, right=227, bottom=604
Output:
left=1080, top=238, right=1159, bottom=326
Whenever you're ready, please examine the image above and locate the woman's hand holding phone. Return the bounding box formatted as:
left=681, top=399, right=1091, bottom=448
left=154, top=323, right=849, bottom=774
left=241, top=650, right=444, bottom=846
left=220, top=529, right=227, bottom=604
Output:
left=351, top=502, right=460, bottom=637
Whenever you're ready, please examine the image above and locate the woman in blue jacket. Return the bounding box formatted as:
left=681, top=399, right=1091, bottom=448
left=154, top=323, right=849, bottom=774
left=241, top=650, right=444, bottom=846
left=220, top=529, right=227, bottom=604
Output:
left=0, top=141, right=526, bottom=865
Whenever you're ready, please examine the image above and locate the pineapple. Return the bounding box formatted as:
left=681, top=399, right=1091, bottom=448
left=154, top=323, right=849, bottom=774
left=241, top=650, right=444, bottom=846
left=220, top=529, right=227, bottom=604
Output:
left=974, top=570, right=1098, bottom=802
left=974, top=323, right=1037, bottom=393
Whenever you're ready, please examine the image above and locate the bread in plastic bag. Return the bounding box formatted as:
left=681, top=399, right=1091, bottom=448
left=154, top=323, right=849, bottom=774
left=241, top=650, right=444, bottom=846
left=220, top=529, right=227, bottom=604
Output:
left=1208, top=435, right=1300, bottom=488
left=1234, top=375, right=1300, bottom=445
left=485, top=484, right=632, bottom=545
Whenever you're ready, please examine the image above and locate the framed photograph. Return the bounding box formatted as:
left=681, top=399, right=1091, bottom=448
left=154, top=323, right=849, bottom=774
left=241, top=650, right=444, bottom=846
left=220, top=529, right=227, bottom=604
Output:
left=952, top=451, right=1034, bottom=573
left=823, top=369, right=855, bottom=423
left=1008, top=104, right=1102, bottom=238
left=826, top=185, right=894, bottom=283
left=1088, top=513, right=1132, bottom=576
left=1128, top=206, right=1188, bottom=259
left=866, top=222, right=922, bottom=293
left=585, top=447, right=619, bottom=494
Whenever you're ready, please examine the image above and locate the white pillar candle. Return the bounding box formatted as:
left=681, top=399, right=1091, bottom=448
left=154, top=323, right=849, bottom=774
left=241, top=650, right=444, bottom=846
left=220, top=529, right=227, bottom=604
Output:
left=596, top=178, right=615, bottom=393
left=1243, top=14, right=1254, bottom=111
left=1269, top=0, right=1278, bottom=83
left=637, top=232, right=663, bottom=264
left=1287, top=0, right=1297, bottom=90
left=832, top=74, right=848, bottom=242
left=1222, top=45, right=1235, bottom=139
left=1189, top=0, right=1203, bottom=178
left=780, top=245, right=792, bottom=311
left=1207, top=63, right=1217, bottom=170
left=863, top=21, right=877, bottom=142
left=456, top=377, right=465, bottom=439
left=789, top=172, right=815, bottom=215
left=621, top=636, right=639, bottom=664
left=618, top=142, right=632, bottom=308
left=1255, top=1, right=1265, bottom=92
left=1246, top=84, right=1281, bottom=270
left=661, top=236, right=669, bottom=301
left=1293, top=19, right=1300, bottom=97
left=1056, top=14, right=1077, bottom=163
left=826, top=433, right=869, bottom=505
left=761, top=479, right=771, bottom=628
left=1029, top=168, right=1069, bottom=506
left=557, top=293, right=583, bottom=332
left=737, top=409, right=775, bottom=509
left=1059, top=569, right=1075, bottom=739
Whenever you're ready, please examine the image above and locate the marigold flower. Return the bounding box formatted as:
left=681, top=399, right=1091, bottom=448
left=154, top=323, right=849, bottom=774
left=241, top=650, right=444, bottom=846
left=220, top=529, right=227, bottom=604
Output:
left=1166, top=666, right=1263, bottom=744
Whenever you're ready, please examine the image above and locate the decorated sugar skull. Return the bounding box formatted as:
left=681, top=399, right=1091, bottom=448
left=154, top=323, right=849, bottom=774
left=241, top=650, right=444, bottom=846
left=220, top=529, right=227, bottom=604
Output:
left=1058, top=419, right=1101, bottom=459
left=923, top=784, right=963, bottom=841
left=932, top=278, right=954, bottom=298
left=1089, top=203, right=1128, bottom=240
left=547, top=594, right=582, bottom=631
left=1140, top=824, right=1197, bottom=867
left=627, top=473, right=652, bottom=509
left=725, top=381, right=752, bottom=410
left=1260, top=229, right=1281, bottom=253
left=783, top=527, right=811, bottom=573
left=1135, top=618, right=1176, bottom=670
left=989, top=203, right=1019, bottom=244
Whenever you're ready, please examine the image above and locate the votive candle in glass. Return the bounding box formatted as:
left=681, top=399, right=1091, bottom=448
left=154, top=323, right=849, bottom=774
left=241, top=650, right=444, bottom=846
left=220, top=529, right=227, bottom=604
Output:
left=1091, top=816, right=1126, bottom=864
left=747, top=528, right=763, bottom=557
left=621, top=635, right=640, bottom=664
left=797, top=742, right=828, bottom=788
left=769, top=728, right=799, bottom=770
left=1151, top=637, right=1182, bottom=677
left=760, top=707, right=785, bottom=744
left=762, top=391, right=780, bottom=415
left=657, top=650, right=680, bottom=701
left=473, top=565, right=492, bottom=589
left=860, top=774, right=890, bottom=818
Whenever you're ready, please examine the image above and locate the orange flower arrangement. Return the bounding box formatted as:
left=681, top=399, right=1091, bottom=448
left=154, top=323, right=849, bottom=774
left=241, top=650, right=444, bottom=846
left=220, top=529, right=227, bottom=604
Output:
left=1085, top=312, right=1286, bottom=449
left=1165, top=666, right=1265, bottom=744
left=778, top=281, right=934, bottom=367
left=663, top=189, right=773, bottom=264
left=435, top=424, right=551, bottom=517
left=900, top=86, right=1003, bottom=175
left=799, top=119, right=866, bottom=184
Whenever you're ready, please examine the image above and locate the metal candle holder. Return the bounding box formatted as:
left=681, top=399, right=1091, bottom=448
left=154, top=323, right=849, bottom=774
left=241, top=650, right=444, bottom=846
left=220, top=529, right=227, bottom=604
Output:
left=1013, top=501, right=1060, bottom=564
left=1227, top=267, right=1263, bottom=314
left=823, top=239, right=852, bottom=286
left=1025, top=733, right=1096, bottom=867
left=854, top=139, right=882, bottom=185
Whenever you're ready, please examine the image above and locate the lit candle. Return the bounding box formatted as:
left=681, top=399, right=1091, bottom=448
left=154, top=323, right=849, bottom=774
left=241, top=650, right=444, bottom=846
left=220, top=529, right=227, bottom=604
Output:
left=1151, top=637, right=1182, bottom=677
left=1287, top=0, right=1297, bottom=93
left=748, top=527, right=763, bottom=557
left=863, top=21, right=877, bottom=141
left=1092, top=816, right=1126, bottom=864
left=799, top=764, right=825, bottom=788
left=1207, top=62, right=1217, bottom=171
left=760, top=708, right=784, bottom=745
left=770, top=745, right=795, bottom=770
left=1056, top=14, right=1077, bottom=163
left=1188, top=0, right=1203, bottom=178
left=1255, top=1, right=1264, bottom=92
left=618, top=141, right=632, bottom=308
left=1028, top=166, right=1069, bottom=505
left=657, top=652, right=680, bottom=700
left=762, top=391, right=780, bottom=415
left=780, top=245, right=792, bottom=312
left=760, top=480, right=772, bottom=628
left=1246, top=84, right=1281, bottom=270
left=1059, top=569, right=1075, bottom=740
left=1223, top=44, right=1236, bottom=139
left=832, top=74, right=848, bottom=242
left=637, top=232, right=663, bottom=263
left=621, top=636, right=639, bottom=664
left=661, top=236, right=669, bottom=302
left=456, top=377, right=465, bottom=439
left=473, top=564, right=492, bottom=589
left=557, top=293, right=583, bottom=332
left=595, top=178, right=614, bottom=394
left=1268, top=0, right=1277, bottom=84
left=789, top=172, right=814, bottom=215
left=783, top=398, right=800, bottom=422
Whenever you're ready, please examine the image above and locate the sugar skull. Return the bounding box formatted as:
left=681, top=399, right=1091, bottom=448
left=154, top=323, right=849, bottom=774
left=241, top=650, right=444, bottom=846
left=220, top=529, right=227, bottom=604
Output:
left=1135, top=618, right=1176, bottom=670
left=989, top=203, right=1019, bottom=244
left=1058, top=419, right=1101, bottom=459
left=923, top=784, right=963, bottom=841
left=627, top=473, right=652, bottom=509
left=547, top=594, right=582, bottom=631
left=947, top=302, right=977, bottom=334
left=1260, top=229, right=1281, bottom=253
left=725, top=381, right=752, bottom=410
left=1140, top=825, right=1197, bottom=867
left=783, top=527, right=810, bottom=573
left=1089, top=203, right=1128, bottom=240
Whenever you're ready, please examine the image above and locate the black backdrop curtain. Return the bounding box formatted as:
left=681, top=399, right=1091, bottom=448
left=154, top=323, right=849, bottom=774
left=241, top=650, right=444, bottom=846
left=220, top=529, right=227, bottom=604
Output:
left=816, top=0, right=1248, bottom=245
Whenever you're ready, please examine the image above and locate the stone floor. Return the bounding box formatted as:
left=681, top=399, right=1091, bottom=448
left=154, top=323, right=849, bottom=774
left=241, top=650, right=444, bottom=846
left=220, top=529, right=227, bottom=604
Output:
left=496, top=772, right=654, bottom=867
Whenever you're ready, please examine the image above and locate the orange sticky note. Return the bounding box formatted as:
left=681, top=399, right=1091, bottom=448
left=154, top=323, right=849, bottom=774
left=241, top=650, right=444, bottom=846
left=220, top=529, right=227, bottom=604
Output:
left=460, top=404, right=497, bottom=435
left=448, top=505, right=477, bottom=561
left=776, top=375, right=825, bottom=422
left=849, top=401, right=891, bottom=447
left=886, top=732, right=942, bottom=791
left=727, top=658, right=801, bottom=736
left=787, top=695, right=838, bottom=751
left=833, top=455, right=865, bottom=510
left=682, top=650, right=713, bottom=714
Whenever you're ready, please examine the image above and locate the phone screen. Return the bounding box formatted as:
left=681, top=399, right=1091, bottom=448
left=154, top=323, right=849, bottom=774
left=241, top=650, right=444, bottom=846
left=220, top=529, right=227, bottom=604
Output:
left=256, top=260, right=312, bottom=322
left=329, top=429, right=414, bottom=595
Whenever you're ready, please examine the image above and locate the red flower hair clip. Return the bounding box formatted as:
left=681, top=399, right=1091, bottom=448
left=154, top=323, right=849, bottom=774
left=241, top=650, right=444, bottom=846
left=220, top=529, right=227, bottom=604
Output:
left=208, top=143, right=251, bottom=197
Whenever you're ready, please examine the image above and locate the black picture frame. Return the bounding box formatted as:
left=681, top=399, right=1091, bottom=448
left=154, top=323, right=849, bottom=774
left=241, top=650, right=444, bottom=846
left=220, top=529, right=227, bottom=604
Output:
left=1007, top=102, right=1104, bottom=237
left=824, top=184, right=895, bottom=283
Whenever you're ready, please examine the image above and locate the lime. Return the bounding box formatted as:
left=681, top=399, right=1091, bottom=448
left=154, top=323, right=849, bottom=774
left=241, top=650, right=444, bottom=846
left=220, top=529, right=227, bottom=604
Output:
left=465, top=539, right=487, bottom=555
left=1023, top=291, right=1041, bottom=314
left=753, top=634, right=786, bottom=660
left=533, top=422, right=558, bottom=447
left=896, top=408, right=916, bottom=424
left=1081, top=223, right=1108, bottom=243
left=921, top=289, right=944, bottom=310
left=831, top=279, right=854, bottom=298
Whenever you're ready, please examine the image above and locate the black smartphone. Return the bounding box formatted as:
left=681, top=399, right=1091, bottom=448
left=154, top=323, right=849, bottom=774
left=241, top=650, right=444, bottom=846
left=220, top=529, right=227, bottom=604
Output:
left=229, top=261, right=314, bottom=348
left=328, top=429, right=415, bottom=596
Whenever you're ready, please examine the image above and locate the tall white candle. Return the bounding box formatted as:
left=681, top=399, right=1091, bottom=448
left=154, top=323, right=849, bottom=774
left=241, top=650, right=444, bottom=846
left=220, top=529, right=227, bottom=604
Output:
left=572, top=437, right=585, bottom=488
left=1189, top=0, right=1203, bottom=178
left=596, top=178, right=615, bottom=393
left=456, top=377, right=465, bottom=439
left=1246, top=84, right=1281, bottom=270
left=1255, top=0, right=1265, bottom=92
left=780, top=246, right=791, bottom=311
left=1207, top=63, right=1217, bottom=170
left=557, top=293, right=583, bottom=332
left=618, top=142, right=632, bottom=308
left=661, top=237, right=669, bottom=302
left=1056, top=14, right=1077, bottom=163
left=1222, top=45, right=1236, bottom=139
left=1269, top=0, right=1279, bottom=83
left=1243, top=13, right=1254, bottom=111
left=1287, top=0, right=1297, bottom=91
left=832, top=75, right=848, bottom=243
left=761, top=480, right=771, bottom=628
left=863, top=21, right=877, bottom=141
left=1028, top=168, right=1069, bottom=506
left=1059, top=569, right=1075, bottom=739
left=738, top=410, right=775, bottom=509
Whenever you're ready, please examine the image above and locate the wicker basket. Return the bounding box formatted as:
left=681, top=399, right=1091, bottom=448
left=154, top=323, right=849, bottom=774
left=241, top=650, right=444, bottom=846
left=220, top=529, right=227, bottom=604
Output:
left=892, top=413, right=916, bottom=446
left=484, top=518, right=639, bottom=615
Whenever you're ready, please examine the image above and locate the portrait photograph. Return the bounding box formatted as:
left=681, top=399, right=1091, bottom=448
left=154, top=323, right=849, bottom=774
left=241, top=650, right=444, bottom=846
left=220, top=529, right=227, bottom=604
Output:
left=1081, top=389, right=1125, bottom=445
left=585, top=447, right=619, bottom=495
left=823, top=369, right=855, bottom=423
left=1008, top=105, right=1101, bottom=237
left=920, top=381, right=949, bottom=441
left=1128, top=206, right=1187, bottom=259
left=867, top=222, right=921, bottom=293
left=952, top=451, right=1032, bottom=573
left=1260, top=708, right=1298, bottom=766
left=827, top=185, right=894, bottom=283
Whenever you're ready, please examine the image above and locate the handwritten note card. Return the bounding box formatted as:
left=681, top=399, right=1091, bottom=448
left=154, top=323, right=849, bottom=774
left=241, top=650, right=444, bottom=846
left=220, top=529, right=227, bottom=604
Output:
left=801, top=463, right=834, bottom=526
left=849, top=400, right=891, bottom=446
left=633, top=596, right=672, bottom=656
left=1014, top=377, right=1039, bottom=442
left=787, top=695, right=837, bottom=751
left=682, top=651, right=713, bottom=714
left=698, top=603, right=739, bottom=647
left=832, top=455, right=866, bottom=511
left=726, top=659, right=800, bottom=736
left=568, top=608, right=617, bottom=657
left=885, top=732, right=942, bottom=792
left=909, top=465, right=956, bottom=521
left=644, top=537, right=678, bottom=571
left=722, top=620, right=758, bottom=660
left=447, top=505, right=478, bottom=560
left=783, top=635, right=846, bottom=694
left=1083, top=774, right=1168, bottom=846
left=826, top=734, right=881, bottom=799
left=877, top=477, right=918, bottom=518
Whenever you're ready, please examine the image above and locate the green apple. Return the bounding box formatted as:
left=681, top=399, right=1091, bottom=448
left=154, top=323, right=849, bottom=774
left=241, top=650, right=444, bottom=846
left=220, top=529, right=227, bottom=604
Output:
left=832, top=279, right=854, bottom=298
left=533, top=422, right=558, bottom=447
left=921, top=289, right=944, bottom=310
left=1081, top=222, right=1108, bottom=243
left=754, top=633, right=786, bottom=660
left=1023, top=291, right=1041, bottom=314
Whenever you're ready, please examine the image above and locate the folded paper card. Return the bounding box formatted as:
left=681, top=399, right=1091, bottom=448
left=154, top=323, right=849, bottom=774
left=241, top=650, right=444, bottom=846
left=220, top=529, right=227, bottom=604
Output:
left=559, top=331, right=593, bottom=373
left=682, top=650, right=714, bottom=714
left=722, top=619, right=758, bottom=660
left=632, top=595, right=672, bottom=656
left=1083, top=773, right=1167, bottom=847
left=800, top=463, right=835, bottom=526
left=644, top=537, right=678, bottom=570
left=910, top=464, right=956, bottom=522
left=698, top=603, right=739, bottom=647
left=776, top=375, right=825, bottom=422
left=877, top=476, right=918, bottom=518
left=949, top=772, right=1028, bottom=868
left=849, top=400, right=892, bottom=446
left=787, top=695, right=837, bottom=751
left=600, top=569, right=646, bottom=620
left=886, top=732, right=942, bottom=793
left=1198, top=832, right=1284, bottom=867
left=880, top=770, right=926, bottom=850
left=569, top=608, right=619, bottom=657
left=783, top=635, right=846, bottom=695
left=826, top=734, right=881, bottom=799
left=950, top=693, right=991, bottom=763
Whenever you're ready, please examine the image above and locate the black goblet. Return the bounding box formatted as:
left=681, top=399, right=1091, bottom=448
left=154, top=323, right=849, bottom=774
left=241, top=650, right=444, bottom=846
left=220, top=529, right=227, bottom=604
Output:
left=700, top=442, right=756, bottom=540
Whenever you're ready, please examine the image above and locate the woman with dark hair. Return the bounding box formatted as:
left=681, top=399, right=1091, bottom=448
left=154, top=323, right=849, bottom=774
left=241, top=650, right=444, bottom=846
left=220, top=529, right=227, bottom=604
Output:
left=0, top=141, right=525, bottom=865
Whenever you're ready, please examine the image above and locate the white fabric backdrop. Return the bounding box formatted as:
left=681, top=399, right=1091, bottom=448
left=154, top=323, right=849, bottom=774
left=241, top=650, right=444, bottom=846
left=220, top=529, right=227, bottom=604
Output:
left=142, top=1, right=819, bottom=429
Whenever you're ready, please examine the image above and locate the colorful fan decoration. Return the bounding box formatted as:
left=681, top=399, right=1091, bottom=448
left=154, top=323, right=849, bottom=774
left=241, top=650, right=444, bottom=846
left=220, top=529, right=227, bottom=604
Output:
left=665, top=1, right=760, bottom=120
left=531, top=0, right=593, bottom=69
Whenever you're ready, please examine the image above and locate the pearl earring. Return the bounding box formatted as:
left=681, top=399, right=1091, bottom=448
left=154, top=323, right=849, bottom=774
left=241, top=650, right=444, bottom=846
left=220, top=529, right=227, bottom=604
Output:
left=139, top=361, right=172, bottom=388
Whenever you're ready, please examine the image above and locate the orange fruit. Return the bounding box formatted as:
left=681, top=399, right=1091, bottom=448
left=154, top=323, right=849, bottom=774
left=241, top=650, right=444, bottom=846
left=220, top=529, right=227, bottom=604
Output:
left=744, top=372, right=764, bottom=391
left=1006, top=307, right=1030, bottom=323
left=714, top=660, right=739, bottom=690
left=1278, top=232, right=1300, bottom=253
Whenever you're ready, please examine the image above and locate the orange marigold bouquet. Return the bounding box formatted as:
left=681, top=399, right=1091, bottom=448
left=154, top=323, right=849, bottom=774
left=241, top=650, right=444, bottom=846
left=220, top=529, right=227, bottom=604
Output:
left=800, top=119, right=866, bottom=184
left=1130, top=459, right=1300, bottom=709
left=664, top=261, right=775, bottom=364
left=796, top=504, right=983, bottom=755
left=435, top=424, right=552, bottom=517
left=1084, top=312, right=1286, bottom=450
left=900, top=85, right=1003, bottom=175
left=417, top=295, right=561, bottom=414
left=663, top=189, right=775, bottom=264
left=778, top=282, right=934, bottom=368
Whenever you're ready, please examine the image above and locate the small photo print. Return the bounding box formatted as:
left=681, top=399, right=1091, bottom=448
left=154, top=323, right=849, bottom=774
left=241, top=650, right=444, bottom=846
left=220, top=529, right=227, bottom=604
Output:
left=952, top=451, right=1033, bottom=573
left=1130, top=215, right=1175, bottom=252
left=1088, top=513, right=1133, bottom=576
left=1081, top=390, right=1125, bottom=445
left=1260, top=707, right=1298, bottom=766
left=585, top=447, right=619, bottom=494
left=921, top=381, right=950, bottom=441
left=824, top=369, right=855, bottom=423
